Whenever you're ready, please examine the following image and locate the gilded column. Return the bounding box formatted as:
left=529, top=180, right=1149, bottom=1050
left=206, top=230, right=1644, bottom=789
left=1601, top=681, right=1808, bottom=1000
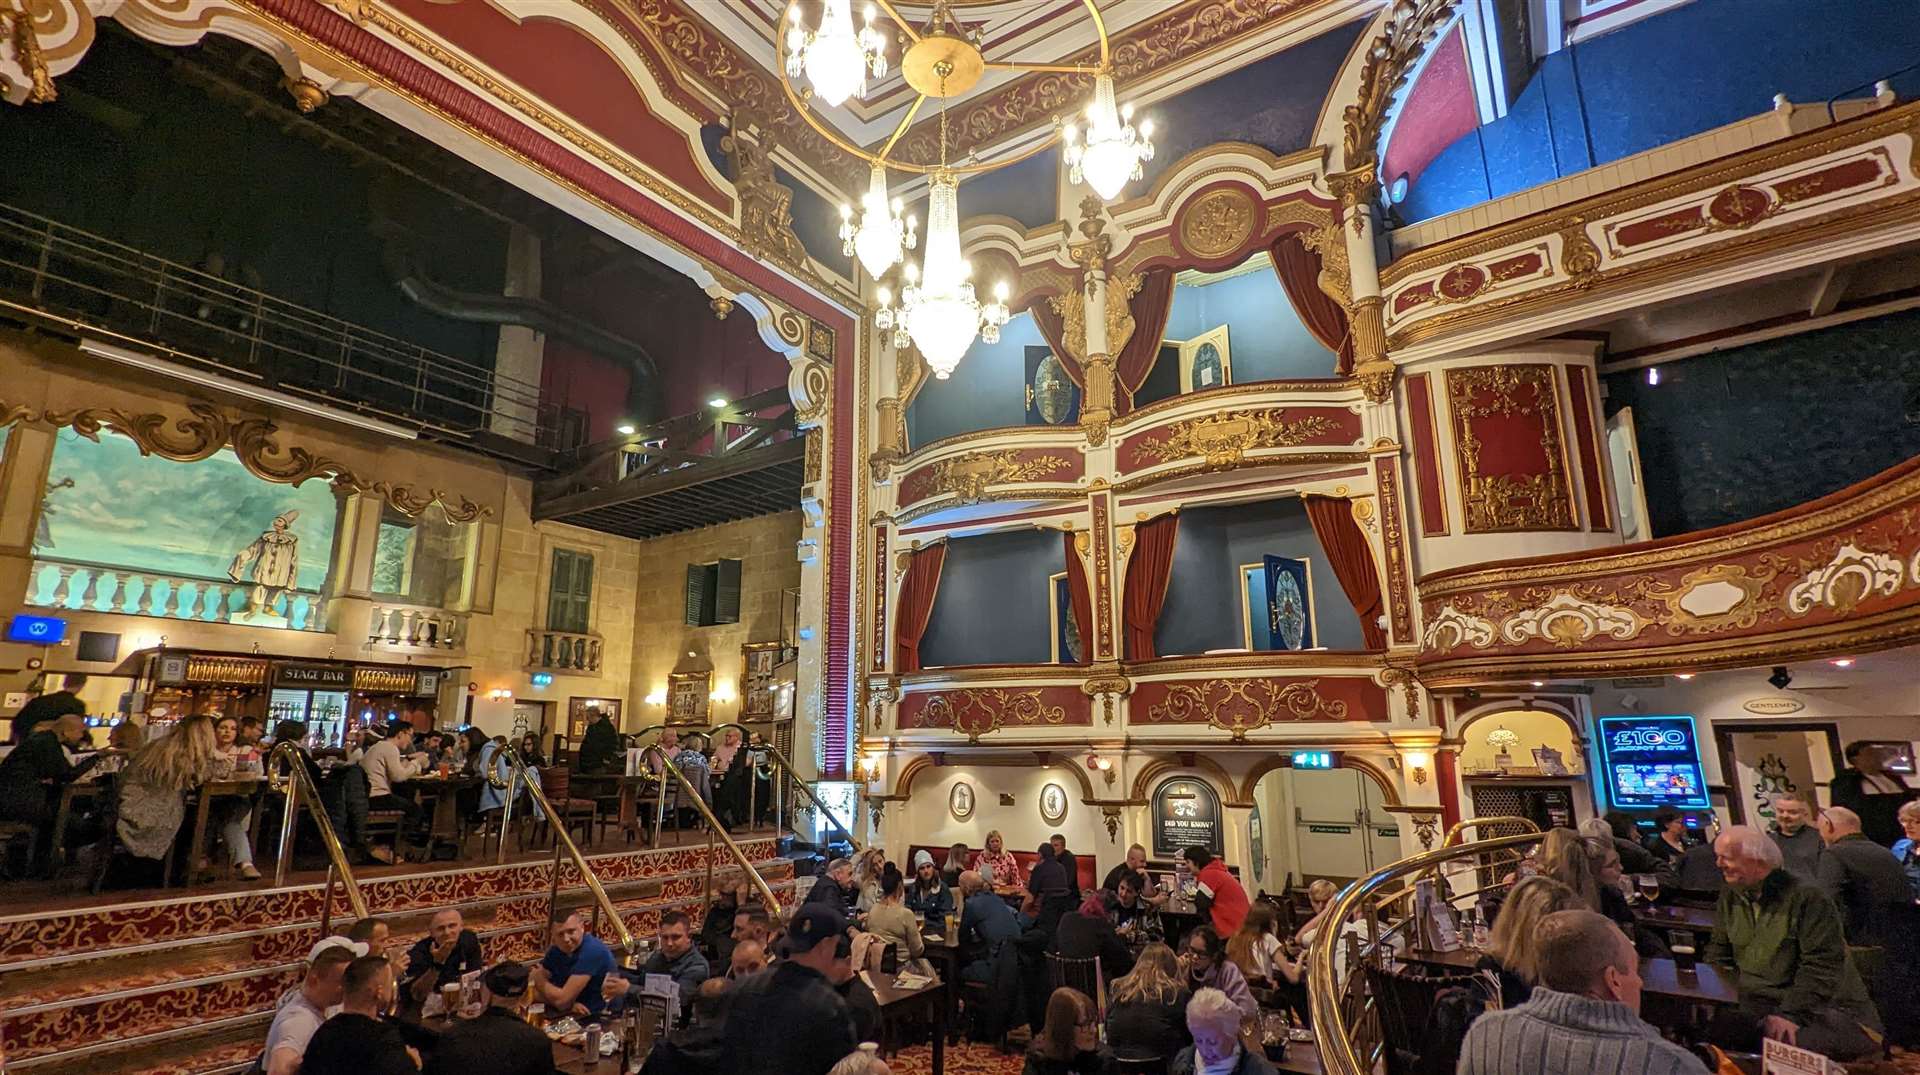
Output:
left=1331, top=170, right=1392, bottom=404
left=1072, top=198, right=1117, bottom=448
left=869, top=317, right=903, bottom=482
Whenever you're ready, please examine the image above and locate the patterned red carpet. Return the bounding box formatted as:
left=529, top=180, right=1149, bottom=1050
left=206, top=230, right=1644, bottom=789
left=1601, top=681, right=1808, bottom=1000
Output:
left=887, top=1040, right=1028, bottom=1075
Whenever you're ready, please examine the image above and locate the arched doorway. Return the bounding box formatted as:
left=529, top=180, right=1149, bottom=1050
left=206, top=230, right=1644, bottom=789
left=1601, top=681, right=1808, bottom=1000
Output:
left=1247, top=762, right=1402, bottom=891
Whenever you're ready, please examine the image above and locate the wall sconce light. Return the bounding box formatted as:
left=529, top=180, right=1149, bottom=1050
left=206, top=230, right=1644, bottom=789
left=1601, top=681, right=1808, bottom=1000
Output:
left=645, top=688, right=666, bottom=706
left=486, top=688, right=513, bottom=702
left=1403, top=751, right=1431, bottom=786
left=1085, top=753, right=1116, bottom=787
left=857, top=754, right=883, bottom=783
left=711, top=680, right=736, bottom=704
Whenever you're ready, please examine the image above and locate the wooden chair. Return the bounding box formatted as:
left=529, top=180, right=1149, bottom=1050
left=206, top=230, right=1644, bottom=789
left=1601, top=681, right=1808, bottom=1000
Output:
left=1362, top=962, right=1484, bottom=1075
left=1106, top=1056, right=1170, bottom=1074
left=533, top=766, right=598, bottom=848
left=1045, top=952, right=1107, bottom=1018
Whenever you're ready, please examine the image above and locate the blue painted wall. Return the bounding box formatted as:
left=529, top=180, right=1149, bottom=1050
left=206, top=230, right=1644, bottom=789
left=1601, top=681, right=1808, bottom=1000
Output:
left=1398, top=0, right=1920, bottom=223
left=1604, top=307, right=1920, bottom=538
left=1154, top=268, right=1339, bottom=392
left=1154, top=498, right=1366, bottom=655
left=1138, top=19, right=1369, bottom=187
left=905, top=310, right=1046, bottom=447
left=955, top=150, right=1065, bottom=231
left=919, top=528, right=1064, bottom=667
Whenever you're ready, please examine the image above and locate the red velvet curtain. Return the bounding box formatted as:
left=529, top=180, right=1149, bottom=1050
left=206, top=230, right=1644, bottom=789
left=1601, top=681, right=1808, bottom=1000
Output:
left=1271, top=232, right=1355, bottom=376
left=1027, top=296, right=1082, bottom=388
left=1062, top=530, right=1093, bottom=665
left=1115, top=267, right=1176, bottom=414
left=894, top=542, right=948, bottom=673
left=1301, top=496, right=1386, bottom=649
left=1122, top=513, right=1179, bottom=662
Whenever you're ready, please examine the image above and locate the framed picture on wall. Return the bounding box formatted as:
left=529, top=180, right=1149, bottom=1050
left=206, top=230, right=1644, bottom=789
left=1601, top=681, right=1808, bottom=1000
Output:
left=1039, top=782, right=1069, bottom=824
left=667, top=671, right=711, bottom=725
left=1241, top=558, right=1316, bottom=651
left=1174, top=326, right=1231, bottom=393
left=950, top=781, right=976, bottom=821
left=567, top=696, right=620, bottom=739
left=741, top=642, right=784, bottom=717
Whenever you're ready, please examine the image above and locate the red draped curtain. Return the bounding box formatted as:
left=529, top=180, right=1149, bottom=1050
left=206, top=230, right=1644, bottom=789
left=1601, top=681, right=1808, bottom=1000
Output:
left=1062, top=530, right=1093, bottom=665
left=1271, top=232, right=1355, bottom=376
left=1115, top=267, right=1176, bottom=414
left=1301, top=496, right=1386, bottom=649
left=1122, top=512, right=1179, bottom=662
left=893, top=542, right=949, bottom=673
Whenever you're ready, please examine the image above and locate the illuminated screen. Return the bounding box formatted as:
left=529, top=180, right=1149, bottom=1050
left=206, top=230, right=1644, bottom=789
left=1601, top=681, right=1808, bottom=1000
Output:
left=6, top=614, right=67, bottom=645
left=1598, top=715, right=1711, bottom=809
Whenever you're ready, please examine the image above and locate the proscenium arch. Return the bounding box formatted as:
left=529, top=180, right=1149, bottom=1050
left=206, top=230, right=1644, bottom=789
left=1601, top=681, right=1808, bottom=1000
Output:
left=1237, top=752, right=1402, bottom=808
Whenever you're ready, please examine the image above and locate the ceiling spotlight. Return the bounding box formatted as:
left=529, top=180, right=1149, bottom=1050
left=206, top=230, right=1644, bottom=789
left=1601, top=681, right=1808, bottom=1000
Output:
left=1674, top=673, right=1695, bottom=680
left=615, top=422, right=637, bottom=436
left=1768, top=666, right=1793, bottom=690
left=708, top=396, right=729, bottom=409
left=1830, top=657, right=1855, bottom=668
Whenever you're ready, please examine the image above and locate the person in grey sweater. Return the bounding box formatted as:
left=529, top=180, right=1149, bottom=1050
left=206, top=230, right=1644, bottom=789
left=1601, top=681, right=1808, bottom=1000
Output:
left=1459, top=909, right=1708, bottom=1075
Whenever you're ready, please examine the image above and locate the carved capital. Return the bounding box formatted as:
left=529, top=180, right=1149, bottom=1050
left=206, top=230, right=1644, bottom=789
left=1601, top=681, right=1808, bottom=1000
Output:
left=1081, top=662, right=1132, bottom=726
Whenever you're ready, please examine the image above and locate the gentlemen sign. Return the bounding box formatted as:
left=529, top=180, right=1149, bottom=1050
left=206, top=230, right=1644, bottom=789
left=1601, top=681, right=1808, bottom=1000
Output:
left=1152, top=778, right=1223, bottom=856
left=276, top=663, right=352, bottom=689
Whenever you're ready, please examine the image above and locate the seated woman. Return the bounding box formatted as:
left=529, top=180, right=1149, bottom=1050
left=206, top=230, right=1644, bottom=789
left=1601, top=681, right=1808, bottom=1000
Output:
left=1227, top=902, right=1300, bottom=992
left=1106, top=942, right=1192, bottom=1063
left=1478, top=875, right=1583, bottom=1007
left=1021, top=987, right=1106, bottom=1075
left=863, top=863, right=930, bottom=974
left=209, top=716, right=260, bottom=878
left=1179, top=925, right=1257, bottom=1022
left=116, top=716, right=257, bottom=880
left=975, top=829, right=1024, bottom=892
left=517, top=733, right=547, bottom=769
left=1053, top=891, right=1134, bottom=979
left=905, top=850, right=955, bottom=919
left=851, top=847, right=888, bottom=914
left=1172, top=987, right=1276, bottom=1075
left=1291, top=878, right=1339, bottom=946
left=1113, top=870, right=1166, bottom=947
left=941, top=842, right=972, bottom=888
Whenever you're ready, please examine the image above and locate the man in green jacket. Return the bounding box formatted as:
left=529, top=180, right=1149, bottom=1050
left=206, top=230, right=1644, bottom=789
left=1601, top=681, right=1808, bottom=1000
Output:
left=1704, top=825, right=1882, bottom=1060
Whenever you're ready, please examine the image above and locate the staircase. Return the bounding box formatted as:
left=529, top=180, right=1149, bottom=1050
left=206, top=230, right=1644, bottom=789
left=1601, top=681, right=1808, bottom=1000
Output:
left=0, top=838, right=797, bottom=1075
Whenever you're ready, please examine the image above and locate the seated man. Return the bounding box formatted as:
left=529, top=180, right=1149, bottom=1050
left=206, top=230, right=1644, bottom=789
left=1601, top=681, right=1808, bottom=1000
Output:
left=1112, top=870, right=1165, bottom=946
left=261, top=945, right=355, bottom=1075
left=733, top=903, right=773, bottom=955
left=728, top=939, right=769, bottom=979
left=639, top=977, right=732, bottom=1075
left=1705, top=826, right=1882, bottom=1060
left=359, top=723, right=427, bottom=837
left=425, top=963, right=554, bottom=1075
left=957, top=870, right=1025, bottom=983
left=299, top=954, right=417, bottom=1075
left=403, top=908, right=485, bottom=1007
left=532, top=910, right=617, bottom=1019
left=1458, top=909, right=1707, bottom=1075
left=806, top=857, right=856, bottom=915
left=605, top=910, right=711, bottom=1018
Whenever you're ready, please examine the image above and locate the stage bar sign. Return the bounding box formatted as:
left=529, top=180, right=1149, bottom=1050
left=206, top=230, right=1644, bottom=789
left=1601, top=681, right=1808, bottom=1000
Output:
left=276, top=663, right=352, bottom=689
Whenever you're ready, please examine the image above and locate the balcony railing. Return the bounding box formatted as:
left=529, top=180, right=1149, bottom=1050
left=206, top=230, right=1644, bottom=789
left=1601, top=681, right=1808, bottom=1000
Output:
left=527, top=628, right=602, bottom=674
left=27, top=556, right=328, bottom=632
left=368, top=602, right=464, bottom=650
left=0, top=201, right=571, bottom=451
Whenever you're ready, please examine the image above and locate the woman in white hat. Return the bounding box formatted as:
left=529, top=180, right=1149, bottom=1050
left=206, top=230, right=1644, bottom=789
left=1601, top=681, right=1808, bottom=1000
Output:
left=905, top=848, right=954, bottom=919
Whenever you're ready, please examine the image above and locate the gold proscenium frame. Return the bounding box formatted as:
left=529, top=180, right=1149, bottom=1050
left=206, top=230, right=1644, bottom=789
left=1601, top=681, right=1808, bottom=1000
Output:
left=777, top=0, right=1114, bottom=174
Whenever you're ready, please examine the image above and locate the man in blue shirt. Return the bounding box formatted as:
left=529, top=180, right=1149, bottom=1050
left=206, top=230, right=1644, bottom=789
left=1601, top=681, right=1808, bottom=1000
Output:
left=957, top=870, right=1025, bottom=983
left=531, top=911, right=618, bottom=1018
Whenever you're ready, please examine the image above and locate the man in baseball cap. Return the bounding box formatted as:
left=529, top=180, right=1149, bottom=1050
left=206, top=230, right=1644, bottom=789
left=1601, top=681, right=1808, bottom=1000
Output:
left=423, top=963, right=551, bottom=1075
left=723, top=904, right=859, bottom=1075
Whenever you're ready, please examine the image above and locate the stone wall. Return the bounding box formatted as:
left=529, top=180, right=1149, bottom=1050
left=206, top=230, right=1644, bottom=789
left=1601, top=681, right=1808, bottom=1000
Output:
left=625, top=512, right=802, bottom=732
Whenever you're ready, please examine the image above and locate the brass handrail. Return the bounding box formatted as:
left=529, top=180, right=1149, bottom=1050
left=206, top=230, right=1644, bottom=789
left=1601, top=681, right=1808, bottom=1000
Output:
left=635, top=722, right=861, bottom=852
left=1442, top=815, right=1541, bottom=846
left=481, top=745, right=636, bottom=957
left=639, top=742, right=783, bottom=919
left=1308, top=829, right=1547, bottom=1075
left=266, top=742, right=370, bottom=922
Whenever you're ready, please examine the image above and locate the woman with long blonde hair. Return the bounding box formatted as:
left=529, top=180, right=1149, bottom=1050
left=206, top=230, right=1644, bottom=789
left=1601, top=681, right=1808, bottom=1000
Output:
left=1480, top=876, right=1582, bottom=1006
left=1538, top=827, right=1602, bottom=909
left=1106, top=942, right=1192, bottom=1061
left=1225, top=902, right=1298, bottom=989
left=116, top=716, right=255, bottom=877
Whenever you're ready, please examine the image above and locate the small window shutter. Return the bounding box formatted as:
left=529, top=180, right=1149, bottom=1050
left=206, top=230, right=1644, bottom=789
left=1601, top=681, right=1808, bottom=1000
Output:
left=685, top=562, right=707, bottom=626
left=716, top=558, right=742, bottom=625
left=547, top=551, right=573, bottom=630
left=570, top=554, right=594, bottom=633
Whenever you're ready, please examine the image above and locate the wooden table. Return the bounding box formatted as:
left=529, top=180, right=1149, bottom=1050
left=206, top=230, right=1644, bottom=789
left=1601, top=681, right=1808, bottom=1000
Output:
left=411, top=773, right=481, bottom=850
left=867, top=968, right=947, bottom=1075
left=1634, top=903, right=1717, bottom=936
left=920, top=925, right=964, bottom=1041
left=178, top=776, right=265, bottom=885
left=1402, top=948, right=1738, bottom=1007
left=572, top=773, right=651, bottom=842
left=1271, top=1036, right=1327, bottom=1075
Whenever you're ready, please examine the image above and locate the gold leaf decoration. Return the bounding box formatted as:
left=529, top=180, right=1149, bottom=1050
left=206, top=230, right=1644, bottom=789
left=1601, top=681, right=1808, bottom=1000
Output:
left=1135, top=410, right=1341, bottom=468
left=927, top=451, right=1074, bottom=504
left=1146, top=678, right=1349, bottom=741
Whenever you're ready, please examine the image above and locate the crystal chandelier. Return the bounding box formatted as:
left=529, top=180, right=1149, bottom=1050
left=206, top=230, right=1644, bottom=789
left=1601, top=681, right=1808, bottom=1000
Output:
left=840, top=163, right=917, bottom=278
left=875, top=170, right=1009, bottom=379
left=1062, top=73, right=1154, bottom=201
left=785, top=0, right=888, bottom=108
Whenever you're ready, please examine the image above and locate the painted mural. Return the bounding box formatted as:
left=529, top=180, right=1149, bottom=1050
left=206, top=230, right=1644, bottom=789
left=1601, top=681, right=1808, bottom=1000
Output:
left=29, top=433, right=339, bottom=625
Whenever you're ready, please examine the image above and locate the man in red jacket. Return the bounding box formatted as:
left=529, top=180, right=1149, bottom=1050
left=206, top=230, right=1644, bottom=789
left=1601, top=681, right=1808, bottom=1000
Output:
left=1182, top=846, right=1249, bottom=936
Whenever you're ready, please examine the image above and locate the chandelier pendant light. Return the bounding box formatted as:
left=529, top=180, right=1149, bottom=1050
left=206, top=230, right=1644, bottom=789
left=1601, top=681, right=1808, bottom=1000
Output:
left=1063, top=73, right=1154, bottom=201
left=841, top=163, right=917, bottom=278
left=785, top=0, right=888, bottom=107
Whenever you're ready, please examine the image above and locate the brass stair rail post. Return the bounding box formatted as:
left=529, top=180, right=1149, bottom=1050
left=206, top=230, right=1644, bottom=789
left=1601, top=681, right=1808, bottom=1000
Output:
left=641, top=742, right=782, bottom=919
left=1307, top=829, right=1547, bottom=1075
left=265, top=742, right=369, bottom=920
left=485, top=745, right=638, bottom=958
left=1441, top=815, right=1541, bottom=846
left=749, top=737, right=862, bottom=853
